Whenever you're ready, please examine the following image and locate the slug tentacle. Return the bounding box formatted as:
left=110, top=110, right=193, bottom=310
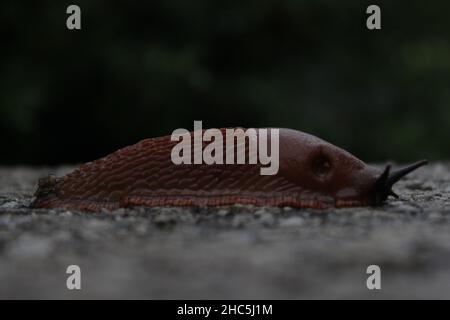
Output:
left=374, top=160, right=428, bottom=204
left=387, top=160, right=429, bottom=187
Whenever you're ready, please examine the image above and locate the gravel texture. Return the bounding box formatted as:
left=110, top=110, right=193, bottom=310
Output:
left=0, top=163, right=449, bottom=299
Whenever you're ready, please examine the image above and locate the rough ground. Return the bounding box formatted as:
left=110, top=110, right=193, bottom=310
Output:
left=0, top=163, right=449, bottom=299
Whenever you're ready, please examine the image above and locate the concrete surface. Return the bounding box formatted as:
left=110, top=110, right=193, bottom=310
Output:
left=0, top=163, right=449, bottom=299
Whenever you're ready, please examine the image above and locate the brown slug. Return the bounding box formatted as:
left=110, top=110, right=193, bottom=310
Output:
left=31, top=128, right=427, bottom=212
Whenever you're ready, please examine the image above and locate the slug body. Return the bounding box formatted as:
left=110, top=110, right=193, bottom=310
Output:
left=32, top=128, right=427, bottom=212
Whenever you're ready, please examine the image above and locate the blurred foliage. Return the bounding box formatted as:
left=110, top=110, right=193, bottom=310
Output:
left=1, top=0, right=449, bottom=165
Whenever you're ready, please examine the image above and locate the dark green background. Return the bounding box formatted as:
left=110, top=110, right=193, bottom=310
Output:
left=1, top=1, right=449, bottom=165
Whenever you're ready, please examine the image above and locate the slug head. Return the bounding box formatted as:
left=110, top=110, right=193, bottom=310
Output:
left=279, top=130, right=428, bottom=206
left=328, top=158, right=428, bottom=207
